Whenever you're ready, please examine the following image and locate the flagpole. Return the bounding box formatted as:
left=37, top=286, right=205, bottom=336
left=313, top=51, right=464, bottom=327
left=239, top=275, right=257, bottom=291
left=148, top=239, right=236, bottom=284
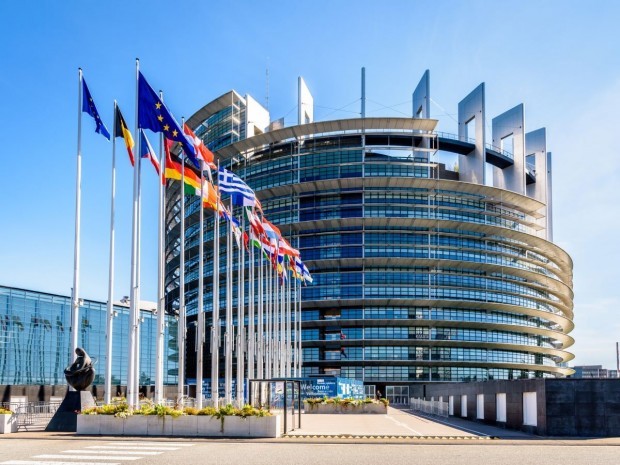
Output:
left=235, top=210, right=245, bottom=406
left=134, top=128, right=144, bottom=409
left=155, top=91, right=166, bottom=405
left=104, top=100, right=118, bottom=405
left=211, top=161, right=221, bottom=408
left=264, top=263, right=271, bottom=379
left=286, top=266, right=291, bottom=377
left=178, top=121, right=187, bottom=405
left=70, top=68, right=83, bottom=379
left=128, top=58, right=141, bottom=409
left=257, top=244, right=263, bottom=381
left=280, top=265, right=285, bottom=377
left=225, top=196, right=233, bottom=405
left=248, top=214, right=255, bottom=383
left=298, top=277, right=302, bottom=376
left=196, top=163, right=205, bottom=409
left=292, top=272, right=299, bottom=378
left=264, top=255, right=269, bottom=381
left=270, top=259, right=274, bottom=380
left=271, top=258, right=275, bottom=379
left=276, top=261, right=280, bottom=377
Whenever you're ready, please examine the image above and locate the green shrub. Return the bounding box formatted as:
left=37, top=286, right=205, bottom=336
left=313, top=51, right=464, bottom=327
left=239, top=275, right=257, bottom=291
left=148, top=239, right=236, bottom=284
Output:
left=79, top=402, right=271, bottom=420
left=304, top=398, right=323, bottom=405
left=197, top=406, right=217, bottom=416
left=153, top=404, right=183, bottom=418
left=216, top=404, right=238, bottom=417
left=81, top=402, right=130, bottom=416
left=183, top=407, right=199, bottom=416
left=252, top=408, right=271, bottom=417
left=133, top=403, right=155, bottom=416
left=379, top=398, right=389, bottom=407
left=0, top=407, right=13, bottom=414
left=303, top=396, right=385, bottom=407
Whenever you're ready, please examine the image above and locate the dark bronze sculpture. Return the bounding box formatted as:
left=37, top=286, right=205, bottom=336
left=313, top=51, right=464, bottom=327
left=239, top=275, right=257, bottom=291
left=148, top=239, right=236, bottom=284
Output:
left=64, top=347, right=95, bottom=391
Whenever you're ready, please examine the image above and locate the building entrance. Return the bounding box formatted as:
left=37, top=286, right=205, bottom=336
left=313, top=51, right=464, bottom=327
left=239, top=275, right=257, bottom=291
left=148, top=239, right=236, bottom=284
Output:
left=386, top=385, right=409, bottom=405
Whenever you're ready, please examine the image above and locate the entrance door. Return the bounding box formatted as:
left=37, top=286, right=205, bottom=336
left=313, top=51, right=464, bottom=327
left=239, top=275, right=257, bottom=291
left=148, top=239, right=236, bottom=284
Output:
left=364, top=385, right=376, bottom=399
left=386, top=386, right=409, bottom=405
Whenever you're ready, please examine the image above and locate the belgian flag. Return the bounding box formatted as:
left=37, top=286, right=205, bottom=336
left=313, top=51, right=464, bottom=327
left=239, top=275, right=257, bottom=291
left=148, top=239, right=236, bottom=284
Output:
left=114, top=104, right=135, bottom=166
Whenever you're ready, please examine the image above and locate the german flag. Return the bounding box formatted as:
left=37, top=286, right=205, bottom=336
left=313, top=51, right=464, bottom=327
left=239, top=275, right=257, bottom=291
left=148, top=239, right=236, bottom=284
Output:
left=114, top=104, right=135, bottom=166
left=164, top=138, right=201, bottom=190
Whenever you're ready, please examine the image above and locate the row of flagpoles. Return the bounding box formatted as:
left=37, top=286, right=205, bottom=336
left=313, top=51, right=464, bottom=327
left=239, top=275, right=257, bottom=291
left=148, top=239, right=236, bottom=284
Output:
left=73, top=61, right=312, bottom=409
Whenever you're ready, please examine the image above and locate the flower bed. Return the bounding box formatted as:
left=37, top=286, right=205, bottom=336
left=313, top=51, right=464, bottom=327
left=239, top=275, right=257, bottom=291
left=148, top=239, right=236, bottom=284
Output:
left=0, top=408, right=17, bottom=434
left=304, top=397, right=388, bottom=414
left=77, top=403, right=280, bottom=438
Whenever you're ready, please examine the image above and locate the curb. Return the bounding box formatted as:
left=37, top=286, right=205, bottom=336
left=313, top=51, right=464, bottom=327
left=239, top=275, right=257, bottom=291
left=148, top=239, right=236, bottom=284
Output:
left=283, top=434, right=493, bottom=440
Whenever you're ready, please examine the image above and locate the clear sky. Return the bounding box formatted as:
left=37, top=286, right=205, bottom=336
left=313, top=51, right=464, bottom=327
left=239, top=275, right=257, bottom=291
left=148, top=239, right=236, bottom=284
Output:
left=1, top=0, right=618, bottom=369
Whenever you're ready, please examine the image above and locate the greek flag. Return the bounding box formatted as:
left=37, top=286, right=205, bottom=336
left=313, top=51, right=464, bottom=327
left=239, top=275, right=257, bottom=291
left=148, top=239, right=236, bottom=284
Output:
left=218, top=169, right=257, bottom=207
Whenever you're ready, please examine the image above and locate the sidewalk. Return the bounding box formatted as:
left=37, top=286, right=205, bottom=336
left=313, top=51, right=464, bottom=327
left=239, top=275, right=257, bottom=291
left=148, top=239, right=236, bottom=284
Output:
left=286, top=407, right=512, bottom=438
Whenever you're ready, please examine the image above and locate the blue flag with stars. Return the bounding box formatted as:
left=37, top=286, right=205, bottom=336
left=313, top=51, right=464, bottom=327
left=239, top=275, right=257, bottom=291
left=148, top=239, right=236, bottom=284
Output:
left=137, top=72, right=197, bottom=166
left=81, top=77, right=110, bottom=140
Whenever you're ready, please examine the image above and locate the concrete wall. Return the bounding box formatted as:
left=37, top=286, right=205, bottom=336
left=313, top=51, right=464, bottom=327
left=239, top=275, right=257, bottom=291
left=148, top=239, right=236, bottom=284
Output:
left=412, top=378, right=620, bottom=437
left=544, top=379, right=620, bottom=437
left=458, top=83, right=486, bottom=184
left=412, top=70, right=430, bottom=119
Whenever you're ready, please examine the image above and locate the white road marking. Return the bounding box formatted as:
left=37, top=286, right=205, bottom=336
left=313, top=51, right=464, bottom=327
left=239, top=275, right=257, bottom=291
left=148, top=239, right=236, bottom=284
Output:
left=62, top=451, right=162, bottom=456
left=408, top=412, right=486, bottom=437
left=34, top=455, right=140, bottom=461
left=105, top=442, right=194, bottom=447
left=86, top=446, right=178, bottom=451
left=385, top=415, right=423, bottom=435
left=2, top=462, right=121, bottom=465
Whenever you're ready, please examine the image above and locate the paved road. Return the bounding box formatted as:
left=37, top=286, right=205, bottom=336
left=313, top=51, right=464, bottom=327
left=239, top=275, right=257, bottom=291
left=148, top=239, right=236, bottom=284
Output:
left=1, top=436, right=620, bottom=465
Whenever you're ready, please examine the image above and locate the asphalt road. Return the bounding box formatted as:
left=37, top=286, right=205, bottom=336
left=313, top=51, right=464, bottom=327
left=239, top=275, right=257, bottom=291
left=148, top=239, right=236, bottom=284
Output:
left=1, top=437, right=620, bottom=465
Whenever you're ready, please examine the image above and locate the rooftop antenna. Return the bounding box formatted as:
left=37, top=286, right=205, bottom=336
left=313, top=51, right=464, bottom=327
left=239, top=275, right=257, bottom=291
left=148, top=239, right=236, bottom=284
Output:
left=361, top=66, right=366, bottom=118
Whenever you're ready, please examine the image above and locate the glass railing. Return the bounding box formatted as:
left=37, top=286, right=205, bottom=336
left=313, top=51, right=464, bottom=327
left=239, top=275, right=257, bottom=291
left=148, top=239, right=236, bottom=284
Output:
left=526, top=162, right=536, bottom=174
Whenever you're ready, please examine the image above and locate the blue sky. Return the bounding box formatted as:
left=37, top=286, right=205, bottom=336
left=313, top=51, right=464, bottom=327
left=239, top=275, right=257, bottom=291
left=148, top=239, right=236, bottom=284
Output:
left=1, top=0, right=618, bottom=368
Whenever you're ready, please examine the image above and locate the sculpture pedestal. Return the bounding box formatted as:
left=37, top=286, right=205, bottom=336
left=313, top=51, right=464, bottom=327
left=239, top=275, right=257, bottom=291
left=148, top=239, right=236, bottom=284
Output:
left=45, top=390, right=96, bottom=432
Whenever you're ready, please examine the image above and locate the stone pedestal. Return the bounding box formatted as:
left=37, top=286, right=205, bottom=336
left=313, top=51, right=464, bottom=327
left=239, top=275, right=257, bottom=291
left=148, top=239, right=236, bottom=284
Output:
left=45, top=390, right=96, bottom=432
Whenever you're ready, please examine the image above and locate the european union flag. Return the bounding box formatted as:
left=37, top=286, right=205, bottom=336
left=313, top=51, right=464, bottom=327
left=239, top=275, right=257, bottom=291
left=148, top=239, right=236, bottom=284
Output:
left=81, top=78, right=110, bottom=140
left=137, top=72, right=197, bottom=166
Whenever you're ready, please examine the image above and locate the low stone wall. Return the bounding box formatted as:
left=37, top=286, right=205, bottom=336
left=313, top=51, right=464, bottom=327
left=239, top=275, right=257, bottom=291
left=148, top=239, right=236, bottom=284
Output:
left=414, top=378, right=620, bottom=437
left=304, top=403, right=387, bottom=414
left=0, top=414, right=17, bottom=434
left=77, top=414, right=281, bottom=438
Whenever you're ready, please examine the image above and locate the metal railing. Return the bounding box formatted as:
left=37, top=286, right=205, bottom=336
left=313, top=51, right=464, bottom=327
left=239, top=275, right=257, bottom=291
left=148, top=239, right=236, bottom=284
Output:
left=1, top=401, right=61, bottom=430
left=409, top=398, right=449, bottom=418
left=435, top=131, right=514, bottom=160
left=435, top=131, right=476, bottom=145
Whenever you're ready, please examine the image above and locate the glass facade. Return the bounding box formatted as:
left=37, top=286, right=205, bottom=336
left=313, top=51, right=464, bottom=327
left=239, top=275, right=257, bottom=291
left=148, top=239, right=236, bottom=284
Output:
left=169, top=97, right=573, bottom=385
left=0, top=286, right=178, bottom=386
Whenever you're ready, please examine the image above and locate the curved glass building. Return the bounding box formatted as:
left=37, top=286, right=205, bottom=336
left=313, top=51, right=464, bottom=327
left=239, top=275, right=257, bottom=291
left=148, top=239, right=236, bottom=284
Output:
left=170, top=73, right=574, bottom=394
